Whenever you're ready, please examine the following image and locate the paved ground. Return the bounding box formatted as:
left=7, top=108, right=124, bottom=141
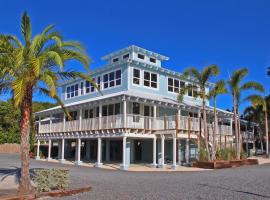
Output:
left=0, top=154, right=270, bottom=200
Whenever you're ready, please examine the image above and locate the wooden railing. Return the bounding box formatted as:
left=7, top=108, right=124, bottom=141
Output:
left=38, top=114, right=231, bottom=135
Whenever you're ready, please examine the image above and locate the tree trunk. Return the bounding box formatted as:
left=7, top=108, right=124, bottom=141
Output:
left=238, top=114, right=242, bottom=159
left=265, top=112, right=269, bottom=157
left=233, top=95, right=240, bottom=160
left=212, top=98, right=217, bottom=160
left=18, top=86, right=34, bottom=195
left=203, top=104, right=210, bottom=161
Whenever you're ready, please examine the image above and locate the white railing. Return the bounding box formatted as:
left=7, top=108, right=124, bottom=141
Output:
left=38, top=114, right=232, bottom=135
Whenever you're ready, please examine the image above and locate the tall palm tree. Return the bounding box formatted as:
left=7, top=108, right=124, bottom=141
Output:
left=0, top=12, right=94, bottom=195
left=208, top=80, right=227, bottom=160
left=181, top=65, right=220, bottom=161
left=245, top=94, right=268, bottom=157
left=227, top=68, right=264, bottom=159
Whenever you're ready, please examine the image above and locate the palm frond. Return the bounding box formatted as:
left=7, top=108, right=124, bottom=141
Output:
left=240, top=81, right=264, bottom=93
left=21, top=12, right=32, bottom=45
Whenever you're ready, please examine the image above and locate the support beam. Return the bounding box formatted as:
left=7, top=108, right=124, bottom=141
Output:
left=95, top=137, right=103, bottom=167
left=172, top=137, right=177, bottom=169
left=59, top=138, right=65, bottom=163
left=35, top=140, right=40, bottom=160
left=75, top=138, right=82, bottom=165
left=123, top=100, right=127, bottom=128
left=120, top=136, right=128, bottom=170
left=185, top=138, right=190, bottom=164
left=178, top=139, right=182, bottom=165
left=151, top=136, right=157, bottom=168
left=47, top=139, right=52, bottom=160
left=158, top=135, right=165, bottom=168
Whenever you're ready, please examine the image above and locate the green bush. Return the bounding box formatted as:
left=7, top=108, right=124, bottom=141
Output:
left=216, top=148, right=230, bottom=161
left=199, top=147, right=209, bottom=161
left=34, top=168, right=69, bottom=192
left=240, top=151, right=248, bottom=160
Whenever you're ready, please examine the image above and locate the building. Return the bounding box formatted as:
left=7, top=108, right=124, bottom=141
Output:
left=35, top=45, right=242, bottom=170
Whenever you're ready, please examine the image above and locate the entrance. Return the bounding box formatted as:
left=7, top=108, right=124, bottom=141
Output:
left=110, top=140, right=122, bottom=161
left=134, top=140, right=142, bottom=161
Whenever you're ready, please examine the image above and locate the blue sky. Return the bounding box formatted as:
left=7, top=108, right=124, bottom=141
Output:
left=0, top=0, right=269, bottom=113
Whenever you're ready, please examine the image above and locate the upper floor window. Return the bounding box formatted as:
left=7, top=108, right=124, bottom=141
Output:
left=102, top=103, right=121, bottom=116
left=144, top=71, right=157, bottom=88
left=97, top=76, right=101, bottom=89
left=80, top=82, right=84, bottom=95
left=133, top=68, right=140, bottom=85
left=85, top=78, right=95, bottom=93
left=137, top=54, right=145, bottom=60
left=103, top=69, right=121, bottom=89
left=168, top=78, right=185, bottom=93
left=150, top=57, right=156, bottom=63
left=123, top=53, right=130, bottom=59
left=66, top=111, right=78, bottom=121
left=113, top=57, right=119, bottom=63
left=187, top=84, right=198, bottom=97
left=84, top=109, right=94, bottom=119
left=66, top=84, right=79, bottom=99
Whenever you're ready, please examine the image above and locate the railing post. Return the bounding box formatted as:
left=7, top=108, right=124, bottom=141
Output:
left=79, top=107, right=82, bottom=131
left=49, top=113, right=52, bottom=133
left=153, top=105, right=157, bottom=130
left=63, top=113, right=66, bottom=132
left=99, top=105, right=102, bottom=129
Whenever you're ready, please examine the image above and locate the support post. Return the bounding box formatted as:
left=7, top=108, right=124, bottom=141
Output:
left=172, top=137, right=177, bottom=169
left=120, top=136, right=128, bottom=170
left=95, top=137, right=103, bottom=167
left=151, top=136, right=157, bottom=167
left=99, top=105, right=102, bottom=129
left=123, top=100, right=127, bottom=128
left=106, top=140, right=110, bottom=161
left=49, top=113, right=52, bottom=133
left=63, top=113, right=66, bottom=132
left=158, top=135, right=165, bottom=168
left=60, top=138, right=65, bottom=163
left=47, top=139, right=52, bottom=160
left=75, top=138, right=82, bottom=165
left=79, top=107, right=82, bottom=131
left=35, top=139, right=40, bottom=160
left=153, top=105, right=157, bottom=129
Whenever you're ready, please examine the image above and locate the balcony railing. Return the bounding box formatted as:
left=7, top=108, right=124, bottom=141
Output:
left=38, top=114, right=231, bottom=135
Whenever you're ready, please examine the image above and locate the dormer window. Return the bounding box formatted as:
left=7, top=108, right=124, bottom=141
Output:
left=123, top=53, right=130, bottom=59
left=112, top=57, right=119, bottom=63
left=137, top=54, right=145, bottom=60
left=150, top=57, right=156, bottom=63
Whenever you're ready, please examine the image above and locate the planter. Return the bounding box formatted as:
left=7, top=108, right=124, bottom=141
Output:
left=192, top=160, right=231, bottom=169
left=230, top=160, right=244, bottom=167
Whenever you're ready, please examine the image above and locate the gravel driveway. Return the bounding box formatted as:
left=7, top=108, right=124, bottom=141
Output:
left=0, top=153, right=270, bottom=200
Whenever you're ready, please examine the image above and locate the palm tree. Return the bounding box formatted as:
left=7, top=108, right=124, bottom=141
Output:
left=0, top=12, right=94, bottom=195
left=245, top=94, right=268, bottom=157
left=181, top=65, right=220, bottom=161
left=227, top=68, right=264, bottom=159
left=208, top=80, right=227, bottom=160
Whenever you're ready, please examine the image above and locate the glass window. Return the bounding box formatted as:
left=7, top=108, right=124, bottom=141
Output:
left=133, top=103, right=140, bottom=115
left=108, top=104, right=114, bottom=116
left=115, top=103, right=120, bottom=115
left=123, top=54, right=129, bottom=59
left=137, top=54, right=145, bottom=60
left=133, top=68, right=140, bottom=85
left=188, top=84, right=193, bottom=97
left=115, top=70, right=121, bottom=86
left=168, top=78, right=185, bottom=94
left=103, top=69, right=121, bottom=89
left=66, top=111, right=77, bottom=121
left=80, top=82, right=84, bottom=95
left=144, top=71, right=157, bottom=88
left=150, top=57, right=156, bottom=63
left=103, top=74, right=108, bottom=89
left=113, top=57, right=119, bottom=63
left=168, top=78, right=173, bottom=92
left=102, top=105, right=108, bottom=116
left=97, top=76, right=101, bottom=89
left=66, top=84, right=79, bottom=99
left=96, top=107, right=99, bottom=117
left=85, top=79, right=95, bottom=93
left=144, top=106, right=150, bottom=116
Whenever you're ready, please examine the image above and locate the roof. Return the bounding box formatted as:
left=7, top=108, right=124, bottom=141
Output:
left=101, top=45, right=169, bottom=61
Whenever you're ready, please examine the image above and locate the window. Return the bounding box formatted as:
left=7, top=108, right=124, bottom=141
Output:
left=66, top=111, right=77, bottom=121
left=144, top=71, right=157, bottom=88
left=123, top=54, right=129, bottom=59
left=137, top=54, right=145, bottom=60
left=133, top=68, right=140, bottom=85
left=96, top=107, right=99, bottom=117
left=150, top=57, right=156, bottom=63
left=80, top=82, right=84, bottom=95
left=193, top=85, right=198, bottom=97
left=101, top=103, right=121, bottom=116
left=84, top=109, right=94, bottom=119
left=144, top=105, right=153, bottom=117
left=85, top=78, right=95, bottom=93
left=133, top=103, right=140, bottom=115
left=113, top=57, right=119, bottom=63
left=97, top=76, right=101, bottom=89
left=103, top=69, right=121, bottom=89
left=66, top=84, right=79, bottom=99
left=188, top=84, right=193, bottom=97
left=168, top=77, right=185, bottom=94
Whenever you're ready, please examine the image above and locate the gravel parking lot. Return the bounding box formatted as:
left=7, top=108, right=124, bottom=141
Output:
left=0, top=153, right=270, bottom=200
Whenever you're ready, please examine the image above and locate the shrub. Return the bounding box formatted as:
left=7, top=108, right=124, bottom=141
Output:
left=34, top=168, right=69, bottom=192
left=240, top=151, right=248, bottom=160
left=229, top=148, right=237, bottom=160
left=216, top=148, right=230, bottom=161
left=199, top=147, right=209, bottom=161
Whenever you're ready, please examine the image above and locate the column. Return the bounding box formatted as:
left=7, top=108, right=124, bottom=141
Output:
left=178, top=139, right=182, bottom=165
left=75, top=138, right=82, bottom=165
left=123, top=100, right=127, bottom=128
left=185, top=138, right=190, bottom=164
left=35, top=139, right=40, bottom=160
left=38, top=116, right=41, bottom=134
left=172, top=137, right=177, bottom=169
left=49, top=113, right=52, bottom=133
left=106, top=140, right=110, bottom=161
left=151, top=136, right=157, bottom=167
left=95, top=137, right=103, bottom=167
left=60, top=138, right=65, bottom=163
left=63, top=113, right=66, bottom=132
left=98, top=105, right=102, bottom=129
left=120, top=136, right=129, bottom=170
left=85, top=140, right=91, bottom=161
left=47, top=139, right=52, bottom=160
left=158, top=135, right=165, bottom=168
left=230, top=118, right=233, bottom=135
left=153, top=105, right=157, bottom=129
left=79, top=107, right=82, bottom=130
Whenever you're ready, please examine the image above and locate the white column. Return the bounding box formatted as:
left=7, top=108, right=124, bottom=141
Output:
left=151, top=136, right=157, bottom=167
left=230, top=118, right=233, bottom=135
left=38, top=116, right=41, bottom=134
left=79, top=107, right=82, bottom=131
left=123, top=100, right=127, bottom=128
left=47, top=139, right=52, bottom=160
left=99, top=105, right=102, bottom=129
left=153, top=105, right=157, bottom=129
left=95, top=137, right=103, bottom=167
left=63, top=113, right=66, bottom=132
left=106, top=140, right=110, bottom=161
left=120, top=136, right=128, bottom=170
left=185, top=139, right=190, bottom=164
left=36, top=139, right=40, bottom=160
left=49, top=113, right=52, bottom=133
left=159, top=135, right=165, bottom=168
left=60, top=138, right=65, bottom=163
left=75, top=138, right=82, bottom=165
left=172, top=137, right=177, bottom=169
left=178, top=139, right=182, bottom=165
